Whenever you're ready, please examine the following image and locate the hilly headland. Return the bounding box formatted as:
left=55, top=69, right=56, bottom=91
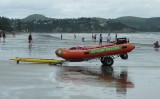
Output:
left=1, top=14, right=160, bottom=33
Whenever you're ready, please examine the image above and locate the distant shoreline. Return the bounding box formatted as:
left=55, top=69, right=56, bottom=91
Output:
left=7, top=31, right=160, bottom=34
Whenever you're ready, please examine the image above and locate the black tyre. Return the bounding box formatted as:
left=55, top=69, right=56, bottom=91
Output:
left=120, top=53, right=128, bottom=60
left=102, top=57, right=114, bottom=66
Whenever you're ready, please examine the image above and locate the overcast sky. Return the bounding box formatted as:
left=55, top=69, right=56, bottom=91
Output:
left=0, top=0, right=160, bottom=19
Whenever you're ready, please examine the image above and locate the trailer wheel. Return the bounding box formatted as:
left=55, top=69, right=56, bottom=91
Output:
left=120, top=53, right=128, bottom=59
left=102, top=57, right=114, bottom=66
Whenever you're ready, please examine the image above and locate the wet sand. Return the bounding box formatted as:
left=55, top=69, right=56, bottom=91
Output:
left=1, top=59, right=160, bottom=99
left=1, top=33, right=160, bottom=99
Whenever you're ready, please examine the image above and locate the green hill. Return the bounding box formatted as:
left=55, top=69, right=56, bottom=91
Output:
left=115, top=16, right=147, bottom=29
left=9, top=14, right=160, bottom=32
left=22, top=14, right=51, bottom=22
left=145, top=17, right=160, bottom=30
left=115, top=16, right=160, bottom=31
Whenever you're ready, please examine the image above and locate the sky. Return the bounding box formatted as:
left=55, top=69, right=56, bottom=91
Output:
left=0, top=0, right=160, bottom=19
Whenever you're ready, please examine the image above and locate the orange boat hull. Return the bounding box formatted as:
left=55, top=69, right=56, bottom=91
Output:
left=55, top=43, right=135, bottom=61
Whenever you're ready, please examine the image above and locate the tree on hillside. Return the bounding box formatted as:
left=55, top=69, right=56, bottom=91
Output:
left=0, top=17, right=13, bottom=32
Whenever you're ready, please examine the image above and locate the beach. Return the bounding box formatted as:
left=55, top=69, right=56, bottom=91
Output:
left=0, top=32, right=160, bottom=99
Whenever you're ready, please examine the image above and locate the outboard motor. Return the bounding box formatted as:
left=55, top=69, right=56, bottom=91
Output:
left=116, top=38, right=128, bottom=44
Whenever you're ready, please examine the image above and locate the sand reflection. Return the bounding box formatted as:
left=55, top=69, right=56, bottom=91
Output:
left=56, top=65, right=134, bottom=94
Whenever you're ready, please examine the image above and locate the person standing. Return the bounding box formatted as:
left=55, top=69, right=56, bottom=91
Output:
left=82, top=37, right=85, bottom=42
left=28, top=33, right=32, bottom=46
left=99, top=34, right=103, bottom=45
left=61, top=34, right=63, bottom=40
left=106, top=33, right=111, bottom=43
left=92, top=33, right=93, bottom=40
left=13, top=32, right=15, bottom=37
left=115, top=33, right=117, bottom=43
left=74, top=34, right=76, bottom=39
left=2, top=32, right=6, bottom=41
left=0, top=32, right=1, bottom=41
left=94, top=34, right=97, bottom=42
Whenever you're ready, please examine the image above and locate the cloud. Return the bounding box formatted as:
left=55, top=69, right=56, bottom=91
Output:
left=0, top=0, right=160, bottom=19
